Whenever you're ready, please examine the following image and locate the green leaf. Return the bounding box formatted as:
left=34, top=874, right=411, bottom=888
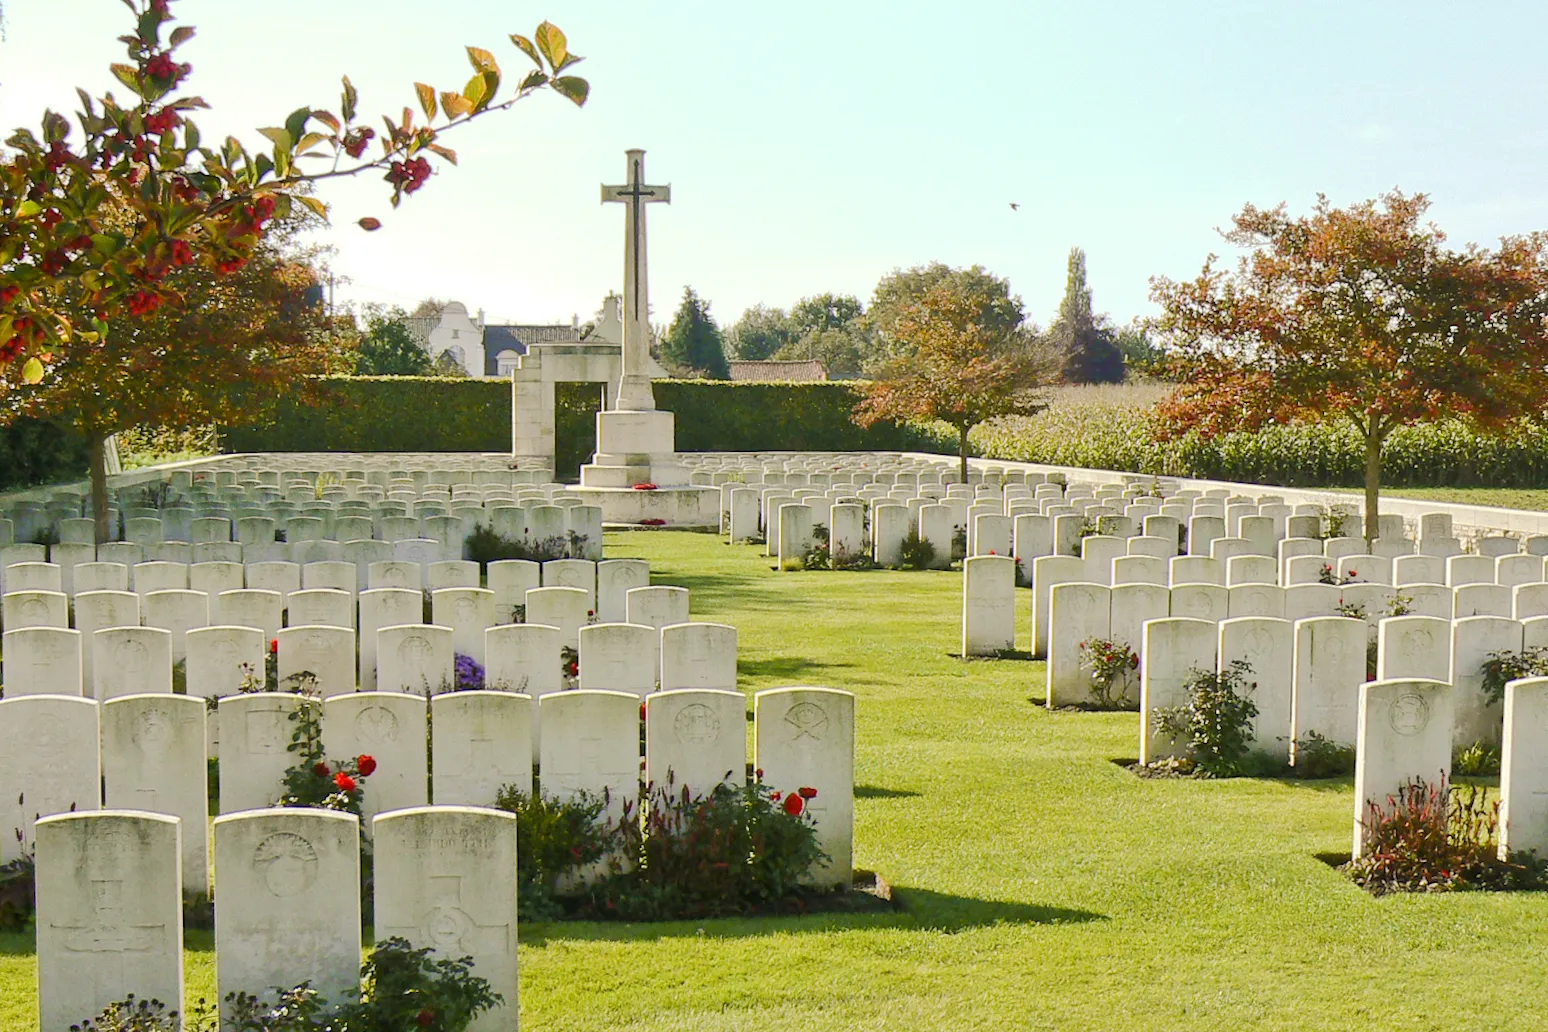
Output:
left=341, top=76, right=358, bottom=123
left=440, top=92, right=473, bottom=120
left=509, top=33, right=543, bottom=68
left=21, top=358, right=44, bottom=384
left=90, top=233, right=123, bottom=256
left=297, top=195, right=329, bottom=218
left=296, top=132, right=329, bottom=155
left=15, top=201, right=41, bottom=219
left=184, top=122, right=200, bottom=152
left=75, top=88, right=97, bottom=118
left=258, top=127, right=293, bottom=150
left=284, top=107, right=312, bottom=143
left=414, top=83, right=438, bottom=122
left=519, top=70, right=548, bottom=92
left=463, top=73, right=489, bottom=110
left=109, top=64, right=143, bottom=97
left=534, top=22, right=568, bottom=71
left=551, top=76, right=590, bottom=107
left=467, top=46, right=500, bottom=75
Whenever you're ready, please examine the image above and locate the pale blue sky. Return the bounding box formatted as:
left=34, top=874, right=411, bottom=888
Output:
left=4, top=1, right=1546, bottom=331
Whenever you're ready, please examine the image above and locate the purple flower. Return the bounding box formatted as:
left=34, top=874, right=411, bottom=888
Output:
left=453, top=653, right=485, bottom=691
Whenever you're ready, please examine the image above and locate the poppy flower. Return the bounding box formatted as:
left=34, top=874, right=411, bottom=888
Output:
left=269, top=638, right=278, bottom=653
left=798, top=786, right=817, bottom=799
left=770, top=791, right=782, bottom=802
left=312, top=762, right=329, bottom=778
left=356, top=755, right=377, bottom=776
left=782, top=794, right=805, bottom=816
left=334, top=772, right=357, bottom=793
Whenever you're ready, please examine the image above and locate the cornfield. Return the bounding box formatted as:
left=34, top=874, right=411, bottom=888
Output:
left=970, top=383, right=1548, bottom=488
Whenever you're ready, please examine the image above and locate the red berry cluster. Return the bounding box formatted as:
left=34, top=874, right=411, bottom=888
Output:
left=215, top=257, right=247, bottom=276
left=126, top=291, right=163, bottom=317
left=143, top=53, right=190, bottom=87
left=170, top=239, right=194, bottom=266
left=386, top=156, right=431, bottom=194
left=343, top=127, right=375, bottom=159
left=43, top=142, right=71, bottom=173
left=143, top=109, right=181, bottom=136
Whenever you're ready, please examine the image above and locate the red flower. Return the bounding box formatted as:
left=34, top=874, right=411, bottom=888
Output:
left=755, top=768, right=764, bottom=780
left=334, top=771, right=357, bottom=793
left=769, top=791, right=781, bottom=801
left=356, top=754, right=377, bottom=776
left=39, top=209, right=61, bottom=229
left=312, top=762, right=329, bottom=777
left=143, top=53, right=185, bottom=86
left=782, top=793, right=804, bottom=817
left=126, top=290, right=162, bottom=317
left=797, top=786, right=817, bottom=799
left=269, top=638, right=278, bottom=654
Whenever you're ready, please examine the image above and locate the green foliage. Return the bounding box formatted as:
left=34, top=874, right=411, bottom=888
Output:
left=0, top=851, right=34, bottom=933
left=1478, top=646, right=1548, bottom=705
left=868, top=262, right=1026, bottom=367
left=1077, top=637, right=1139, bottom=710
left=68, top=995, right=180, bottom=1031
left=1343, top=774, right=1548, bottom=896
left=660, top=287, right=730, bottom=379
left=492, top=786, right=627, bottom=918
left=224, top=377, right=947, bottom=455
left=725, top=303, right=795, bottom=361
left=1453, top=741, right=1502, bottom=777
left=277, top=696, right=374, bottom=814
left=353, top=307, right=433, bottom=375
left=1154, top=661, right=1261, bottom=777
left=1051, top=248, right=1125, bottom=385
left=0, top=416, right=87, bottom=490
left=1291, top=731, right=1356, bottom=778
left=897, top=530, right=936, bottom=570
left=464, top=525, right=570, bottom=569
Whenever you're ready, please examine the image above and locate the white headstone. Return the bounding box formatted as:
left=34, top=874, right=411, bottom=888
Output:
left=962, top=555, right=1017, bottom=657
left=100, top=694, right=208, bottom=894
left=645, top=688, right=746, bottom=800
left=141, top=588, right=209, bottom=664
left=285, top=587, right=354, bottom=630
left=539, top=690, right=640, bottom=822
left=596, top=559, right=650, bottom=624
left=2, top=589, right=68, bottom=629
left=1, top=627, right=83, bottom=696
left=1376, top=615, right=1451, bottom=682
left=277, top=625, right=356, bottom=698
left=0, top=695, right=101, bottom=860
left=376, top=624, right=455, bottom=695
left=213, top=588, right=283, bottom=640
left=93, top=627, right=173, bottom=700
left=1140, top=617, right=1217, bottom=764
left=660, top=622, right=738, bottom=691
left=1352, top=680, right=1452, bottom=856
left=1450, top=616, right=1522, bottom=749
left=431, top=691, right=534, bottom=803
left=322, top=692, right=428, bottom=824
left=358, top=588, right=422, bottom=692
left=432, top=587, right=497, bottom=666
left=1046, top=582, right=1110, bottom=706
left=1291, top=615, right=1366, bottom=753
left=217, top=692, right=309, bottom=813
left=489, top=559, right=542, bottom=623
left=526, top=586, right=590, bottom=649
left=578, top=622, right=658, bottom=696
left=1500, top=677, right=1548, bottom=857
left=753, top=686, right=854, bottom=889
left=1220, top=617, right=1294, bottom=761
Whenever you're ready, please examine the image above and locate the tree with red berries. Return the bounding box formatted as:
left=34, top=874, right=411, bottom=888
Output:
left=0, top=0, right=588, bottom=538
left=1151, top=191, right=1548, bottom=545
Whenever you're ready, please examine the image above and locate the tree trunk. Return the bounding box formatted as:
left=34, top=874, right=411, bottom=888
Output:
left=89, top=431, right=110, bottom=545
left=1362, top=429, right=1381, bottom=549
left=958, top=424, right=970, bottom=484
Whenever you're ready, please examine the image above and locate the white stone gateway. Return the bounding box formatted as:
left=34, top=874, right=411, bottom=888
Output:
left=754, top=687, right=854, bottom=889
left=377, top=623, right=455, bottom=695
left=431, top=690, right=534, bottom=803
left=1140, top=617, right=1218, bottom=765
left=0, top=695, right=101, bottom=861
left=596, top=559, right=650, bottom=623
left=217, top=692, right=309, bottom=813
left=1500, top=676, right=1548, bottom=857
left=100, top=694, right=209, bottom=894
left=373, top=806, right=520, bottom=1032
left=2, top=627, right=83, bottom=696
left=660, top=622, right=738, bottom=691
left=578, top=622, right=658, bottom=696
left=1352, top=679, right=1452, bottom=856
left=35, top=811, right=183, bottom=1032
left=645, top=688, right=746, bottom=800
left=93, top=626, right=173, bottom=700
left=213, top=808, right=361, bottom=1023
left=539, top=690, right=640, bottom=822
left=1290, top=615, right=1366, bottom=754
left=962, top=555, right=1017, bottom=657
left=322, top=692, right=429, bottom=825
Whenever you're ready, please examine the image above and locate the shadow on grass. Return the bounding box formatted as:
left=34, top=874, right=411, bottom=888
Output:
left=0, top=931, right=32, bottom=956
left=856, top=784, right=921, bottom=800
left=523, top=883, right=1104, bottom=943
left=1107, top=757, right=1353, bottom=791
left=738, top=656, right=857, bottom=681
left=948, top=650, right=1034, bottom=662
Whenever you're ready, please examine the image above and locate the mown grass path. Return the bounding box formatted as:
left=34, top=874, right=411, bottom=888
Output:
left=3, top=530, right=1545, bottom=1030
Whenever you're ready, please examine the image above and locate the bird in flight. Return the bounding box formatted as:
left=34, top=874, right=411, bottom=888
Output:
left=1009, top=202, right=1020, bottom=211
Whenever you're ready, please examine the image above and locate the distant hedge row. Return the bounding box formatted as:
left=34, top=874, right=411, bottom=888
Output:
left=0, top=419, right=88, bottom=492
left=222, top=376, right=949, bottom=459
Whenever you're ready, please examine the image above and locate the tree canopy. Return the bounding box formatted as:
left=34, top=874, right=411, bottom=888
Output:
left=1050, top=248, right=1125, bottom=384
left=353, top=306, right=433, bottom=375
left=661, top=287, right=730, bottom=379
left=1151, top=190, right=1548, bottom=542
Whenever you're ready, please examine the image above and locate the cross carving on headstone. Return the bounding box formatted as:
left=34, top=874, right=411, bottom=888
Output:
left=380, top=872, right=511, bottom=955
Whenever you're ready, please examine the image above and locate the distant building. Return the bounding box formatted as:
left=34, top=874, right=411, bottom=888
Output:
left=727, top=359, right=829, bottom=382
left=399, top=295, right=663, bottom=378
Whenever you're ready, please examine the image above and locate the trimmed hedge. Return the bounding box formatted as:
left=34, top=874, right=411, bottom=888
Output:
left=0, top=418, right=89, bottom=492
left=223, top=376, right=949, bottom=457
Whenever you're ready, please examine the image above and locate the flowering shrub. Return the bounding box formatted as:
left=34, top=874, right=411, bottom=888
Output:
left=1153, top=661, right=1261, bottom=777
left=897, top=530, right=936, bottom=570
left=453, top=653, right=485, bottom=691
left=1479, top=646, right=1548, bottom=705
left=277, top=700, right=375, bottom=815
left=73, top=939, right=502, bottom=1031
left=491, top=785, right=626, bottom=919
left=1343, top=773, right=1548, bottom=895
left=560, top=645, right=579, bottom=684
left=1077, top=637, right=1139, bottom=710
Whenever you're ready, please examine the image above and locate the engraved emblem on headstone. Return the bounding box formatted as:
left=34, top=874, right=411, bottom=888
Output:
left=355, top=704, right=400, bottom=743
left=1390, top=692, right=1431, bottom=737
left=245, top=706, right=288, bottom=755
left=19, top=597, right=48, bottom=620
left=113, top=637, right=149, bottom=672
left=53, top=879, right=163, bottom=953
left=673, top=703, right=720, bottom=744
left=253, top=832, right=319, bottom=897
left=784, top=701, right=829, bottom=740
left=133, top=706, right=173, bottom=751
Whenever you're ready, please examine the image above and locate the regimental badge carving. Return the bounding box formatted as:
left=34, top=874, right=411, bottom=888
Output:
left=784, top=701, right=829, bottom=740
left=134, top=706, right=173, bottom=751
left=253, top=832, right=318, bottom=897
left=673, top=703, right=720, bottom=744
left=1390, top=692, right=1432, bottom=737
left=355, top=704, right=400, bottom=743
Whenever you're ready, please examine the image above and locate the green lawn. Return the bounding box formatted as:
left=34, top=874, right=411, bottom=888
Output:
left=5, top=530, right=1547, bottom=1030
left=1374, top=486, right=1548, bottom=513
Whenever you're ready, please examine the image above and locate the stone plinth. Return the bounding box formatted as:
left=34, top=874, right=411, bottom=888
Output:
left=579, top=409, right=685, bottom=488
left=567, top=484, right=719, bottom=528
